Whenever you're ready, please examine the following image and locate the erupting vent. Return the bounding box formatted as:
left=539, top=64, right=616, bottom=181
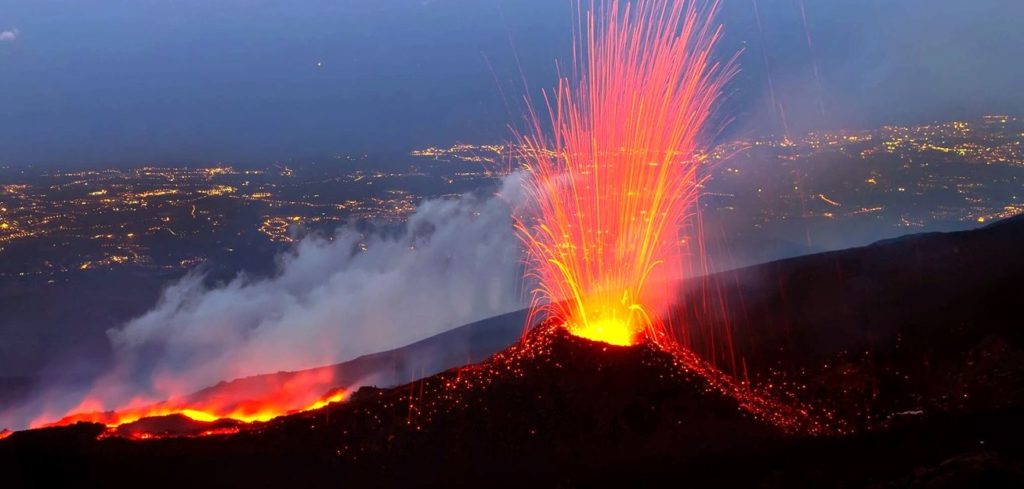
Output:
left=516, top=0, right=736, bottom=346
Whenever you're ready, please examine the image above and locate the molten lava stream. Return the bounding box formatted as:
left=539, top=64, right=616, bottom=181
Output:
left=47, top=389, right=348, bottom=431
left=38, top=368, right=351, bottom=437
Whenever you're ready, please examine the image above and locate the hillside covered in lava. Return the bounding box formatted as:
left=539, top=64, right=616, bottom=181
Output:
left=3, top=217, right=1024, bottom=487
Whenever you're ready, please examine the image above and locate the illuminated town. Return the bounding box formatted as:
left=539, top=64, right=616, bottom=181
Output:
left=416, top=115, right=1023, bottom=267
left=0, top=158, right=478, bottom=279
left=1, top=115, right=1020, bottom=279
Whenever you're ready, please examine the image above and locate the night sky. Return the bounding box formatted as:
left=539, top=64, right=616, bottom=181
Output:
left=0, top=0, right=1021, bottom=166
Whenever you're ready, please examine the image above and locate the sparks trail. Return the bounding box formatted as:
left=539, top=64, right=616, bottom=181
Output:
left=751, top=0, right=784, bottom=132
left=798, top=0, right=826, bottom=118
left=516, top=0, right=738, bottom=347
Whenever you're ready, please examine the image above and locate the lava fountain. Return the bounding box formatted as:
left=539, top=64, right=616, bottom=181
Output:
left=516, top=0, right=736, bottom=346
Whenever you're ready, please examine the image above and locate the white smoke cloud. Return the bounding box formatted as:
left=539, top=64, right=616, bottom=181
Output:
left=0, top=28, right=18, bottom=42
left=112, top=174, right=526, bottom=394
left=1, top=174, right=528, bottom=429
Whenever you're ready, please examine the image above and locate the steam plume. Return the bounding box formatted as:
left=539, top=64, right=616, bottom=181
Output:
left=1, top=174, right=527, bottom=429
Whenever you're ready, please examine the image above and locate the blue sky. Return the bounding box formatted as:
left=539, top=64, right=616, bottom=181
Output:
left=0, top=0, right=1021, bottom=165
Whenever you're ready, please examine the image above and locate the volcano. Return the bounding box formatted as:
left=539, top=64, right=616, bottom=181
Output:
left=4, top=217, right=1024, bottom=487
left=1, top=323, right=793, bottom=488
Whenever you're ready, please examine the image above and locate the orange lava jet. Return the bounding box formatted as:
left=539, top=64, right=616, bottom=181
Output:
left=516, top=0, right=736, bottom=346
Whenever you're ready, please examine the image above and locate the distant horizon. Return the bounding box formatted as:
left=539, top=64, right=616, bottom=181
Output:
left=1, top=112, right=1019, bottom=169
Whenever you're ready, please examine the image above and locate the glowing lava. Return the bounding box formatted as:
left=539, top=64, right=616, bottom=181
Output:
left=34, top=368, right=351, bottom=437
left=567, top=316, right=636, bottom=346
left=516, top=0, right=736, bottom=346
left=44, top=389, right=348, bottom=431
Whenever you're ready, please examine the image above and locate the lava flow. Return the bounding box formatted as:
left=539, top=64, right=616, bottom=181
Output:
left=516, top=0, right=737, bottom=347
left=34, top=368, right=349, bottom=438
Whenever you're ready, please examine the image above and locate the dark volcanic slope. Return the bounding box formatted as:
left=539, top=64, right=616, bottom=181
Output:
left=3, top=325, right=784, bottom=488
left=676, top=215, right=1024, bottom=427
left=4, top=324, right=1024, bottom=488
left=685, top=214, right=1024, bottom=367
